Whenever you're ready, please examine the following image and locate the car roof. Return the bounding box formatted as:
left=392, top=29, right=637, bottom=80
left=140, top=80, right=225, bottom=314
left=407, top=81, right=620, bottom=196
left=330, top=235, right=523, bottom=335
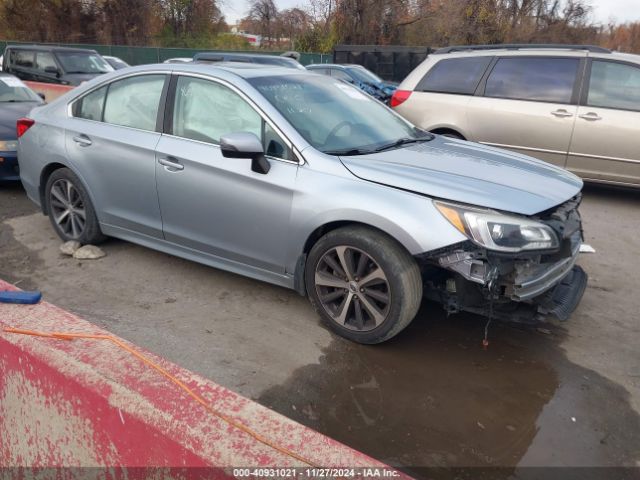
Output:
left=6, top=44, right=98, bottom=54
left=307, top=64, right=361, bottom=69
left=194, top=52, right=286, bottom=60
left=433, top=44, right=611, bottom=55
left=116, top=62, right=311, bottom=80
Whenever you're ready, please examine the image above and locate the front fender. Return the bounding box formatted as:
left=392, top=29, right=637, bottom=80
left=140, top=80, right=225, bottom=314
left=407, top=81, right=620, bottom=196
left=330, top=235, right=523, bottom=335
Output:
left=286, top=165, right=467, bottom=273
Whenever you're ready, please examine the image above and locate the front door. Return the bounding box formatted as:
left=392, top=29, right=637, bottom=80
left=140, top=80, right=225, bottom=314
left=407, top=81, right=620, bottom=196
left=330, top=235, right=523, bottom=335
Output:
left=466, top=56, right=583, bottom=167
left=566, top=59, right=640, bottom=185
left=155, top=75, right=297, bottom=273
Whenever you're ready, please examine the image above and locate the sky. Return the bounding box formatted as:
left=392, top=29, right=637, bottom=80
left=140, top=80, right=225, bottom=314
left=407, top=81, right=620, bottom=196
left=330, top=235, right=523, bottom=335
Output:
left=222, top=0, right=640, bottom=25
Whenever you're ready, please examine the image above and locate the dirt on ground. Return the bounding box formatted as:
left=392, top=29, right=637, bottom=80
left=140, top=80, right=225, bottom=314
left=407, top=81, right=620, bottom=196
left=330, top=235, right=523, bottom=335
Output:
left=0, top=181, right=639, bottom=477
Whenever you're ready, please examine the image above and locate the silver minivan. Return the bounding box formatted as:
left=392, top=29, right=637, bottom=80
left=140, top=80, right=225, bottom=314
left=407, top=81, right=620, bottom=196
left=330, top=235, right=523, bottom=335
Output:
left=392, top=45, right=640, bottom=187
left=17, top=63, right=587, bottom=343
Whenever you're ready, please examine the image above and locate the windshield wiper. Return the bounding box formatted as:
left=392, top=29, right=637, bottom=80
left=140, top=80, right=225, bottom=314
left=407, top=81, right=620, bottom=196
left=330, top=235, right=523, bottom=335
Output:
left=323, top=147, right=373, bottom=156
left=373, top=135, right=434, bottom=153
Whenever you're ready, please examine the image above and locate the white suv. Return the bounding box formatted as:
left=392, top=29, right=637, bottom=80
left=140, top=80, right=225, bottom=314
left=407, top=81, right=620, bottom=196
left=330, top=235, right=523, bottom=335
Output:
left=391, top=44, right=640, bottom=187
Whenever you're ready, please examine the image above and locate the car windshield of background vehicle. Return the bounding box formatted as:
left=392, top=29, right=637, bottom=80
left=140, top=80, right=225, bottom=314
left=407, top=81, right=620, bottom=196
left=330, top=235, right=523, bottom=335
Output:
left=56, top=52, right=114, bottom=74
left=0, top=76, right=42, bottom=102
left=348, top=67, right=383, bottom=85
left=250, top=74, right=427, bottom=155
left=485, top=57, right=579, bottom=103
left=588, top=61, right=640, bottom=111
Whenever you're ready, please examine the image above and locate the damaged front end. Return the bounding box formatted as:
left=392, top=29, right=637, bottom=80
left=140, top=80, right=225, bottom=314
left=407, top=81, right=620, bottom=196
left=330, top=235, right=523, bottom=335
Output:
left=422, top=195, right=588, bottom=324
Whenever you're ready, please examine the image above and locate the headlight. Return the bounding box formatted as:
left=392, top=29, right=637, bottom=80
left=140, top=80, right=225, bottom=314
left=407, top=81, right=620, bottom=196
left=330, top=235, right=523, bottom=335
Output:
left=435, top=201, right=559, bottom=252
left=0, top=140, right=18, bottom=152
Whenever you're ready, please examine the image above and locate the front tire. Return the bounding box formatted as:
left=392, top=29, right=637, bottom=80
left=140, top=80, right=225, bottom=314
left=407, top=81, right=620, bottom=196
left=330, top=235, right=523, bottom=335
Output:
left=45, top=168, right=106, bottom=244
left=306, top=226, right=422, bottom=344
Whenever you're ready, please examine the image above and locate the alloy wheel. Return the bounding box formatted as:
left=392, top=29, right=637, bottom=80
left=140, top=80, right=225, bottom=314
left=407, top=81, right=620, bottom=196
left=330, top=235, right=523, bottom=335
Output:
left=314, top=246, right=391, bottom=331
left=49, top=179, right=86, bottom=240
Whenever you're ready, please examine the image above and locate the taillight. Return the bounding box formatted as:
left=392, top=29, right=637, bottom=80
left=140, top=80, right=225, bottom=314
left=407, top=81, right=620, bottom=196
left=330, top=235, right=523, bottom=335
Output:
left=390, top=90, right=412, bottom=108
left=17, top=118, right=35, bottom=138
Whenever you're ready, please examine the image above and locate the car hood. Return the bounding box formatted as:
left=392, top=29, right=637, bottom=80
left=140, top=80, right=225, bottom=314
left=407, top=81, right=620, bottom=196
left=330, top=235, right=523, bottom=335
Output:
left=0, top=102, right=41, bottom=139
left=339, top=136, right=583, bottom=216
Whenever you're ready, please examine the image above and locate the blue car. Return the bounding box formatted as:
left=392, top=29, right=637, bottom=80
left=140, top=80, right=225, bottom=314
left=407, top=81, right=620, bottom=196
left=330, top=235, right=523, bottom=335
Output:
left=0, top=73, right=43, bottom=181
left=306, top=64, right=398, bottom=103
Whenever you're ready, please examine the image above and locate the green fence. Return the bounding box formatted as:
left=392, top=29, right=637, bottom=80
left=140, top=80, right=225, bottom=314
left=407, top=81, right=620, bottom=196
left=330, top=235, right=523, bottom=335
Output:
left=0, top=40, right=332, bottom=66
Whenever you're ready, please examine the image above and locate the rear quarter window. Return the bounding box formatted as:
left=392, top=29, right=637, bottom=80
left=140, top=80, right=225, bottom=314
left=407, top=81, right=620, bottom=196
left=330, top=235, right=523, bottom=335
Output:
left=416, top=57, right=492, bottom=95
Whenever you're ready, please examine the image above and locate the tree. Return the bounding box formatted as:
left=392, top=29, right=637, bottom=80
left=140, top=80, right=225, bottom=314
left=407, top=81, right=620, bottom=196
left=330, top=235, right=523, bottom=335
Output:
left=247, top=0, right=278, bottom=44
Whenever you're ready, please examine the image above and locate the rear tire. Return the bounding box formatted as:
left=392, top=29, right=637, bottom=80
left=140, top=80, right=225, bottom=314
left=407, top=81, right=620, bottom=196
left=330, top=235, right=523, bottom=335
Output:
left=305, top=226, right=422, bottom=344
left=45, top=168, right=106, bottom=245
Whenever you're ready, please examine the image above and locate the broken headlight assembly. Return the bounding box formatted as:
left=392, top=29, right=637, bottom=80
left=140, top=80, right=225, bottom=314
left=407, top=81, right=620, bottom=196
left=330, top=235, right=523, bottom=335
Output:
left=435, top=201, right=559, bottom=253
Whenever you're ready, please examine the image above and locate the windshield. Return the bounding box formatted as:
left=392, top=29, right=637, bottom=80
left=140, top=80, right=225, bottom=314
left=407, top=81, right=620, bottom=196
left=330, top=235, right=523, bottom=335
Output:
left=347, top=67, right=383, bottom=84
left=55, top=52, right=114, bottom=74
left=0, top=76, right=42, bottom=103
left=249, top=74, right=426, bottom=154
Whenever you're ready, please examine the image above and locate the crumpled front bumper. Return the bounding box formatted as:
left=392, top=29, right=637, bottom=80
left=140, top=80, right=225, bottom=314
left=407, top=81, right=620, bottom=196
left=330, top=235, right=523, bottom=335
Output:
left=422, top=195, right=588, bottom=323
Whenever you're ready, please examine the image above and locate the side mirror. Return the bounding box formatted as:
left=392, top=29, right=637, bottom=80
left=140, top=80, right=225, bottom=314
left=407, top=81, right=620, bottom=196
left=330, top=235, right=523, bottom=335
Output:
left=44, top=66, right=59, bottom=76
left=37, top=92, right=46, bottom=100
left=220, top=132, right=270, bottom=174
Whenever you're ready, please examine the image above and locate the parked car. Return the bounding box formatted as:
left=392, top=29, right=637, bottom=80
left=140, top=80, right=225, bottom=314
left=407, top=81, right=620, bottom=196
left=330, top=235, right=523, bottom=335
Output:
left=17, top=63, right=587, bottom=343
left=392, top=44, right=640, bottom=187
left=0, top=73, right=44, bottom=181
left=2, top=45, right=114, bottom=86
left=194, top=52, right=305, bottom=70
left=307, top=64, right=398, bottom=103
left=163, top=58, right=193, bottom=64
left=103, top=55, right=130, bottom=70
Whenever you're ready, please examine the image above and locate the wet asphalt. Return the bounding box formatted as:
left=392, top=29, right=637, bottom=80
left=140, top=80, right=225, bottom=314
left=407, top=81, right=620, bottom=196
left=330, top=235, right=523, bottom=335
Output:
left=0, top=181, right=639, bottom=478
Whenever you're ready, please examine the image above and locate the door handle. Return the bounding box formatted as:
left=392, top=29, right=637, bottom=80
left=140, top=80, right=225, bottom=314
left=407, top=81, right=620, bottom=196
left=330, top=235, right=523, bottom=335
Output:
left=551, top=109, right=574, bottom=118
left=579, top=112, right=602, bottom=121
left=158, top=156, right=184, bottom=171
left=72, top=134, right=92, bottom=147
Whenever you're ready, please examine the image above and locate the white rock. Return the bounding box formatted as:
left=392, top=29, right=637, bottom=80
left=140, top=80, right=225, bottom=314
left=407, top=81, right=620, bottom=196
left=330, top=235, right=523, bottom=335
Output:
left=60, top=241, right=81, bottom=256
left=73, top=245, right=106, bottom=260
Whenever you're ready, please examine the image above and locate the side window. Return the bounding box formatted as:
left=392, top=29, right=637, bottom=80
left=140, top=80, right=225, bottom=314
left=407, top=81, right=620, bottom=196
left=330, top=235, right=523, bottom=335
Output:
left=416, top=57, right=492, bottom=95
left=587, top=61, right=640, bottom=111
left=35, top=52, right=57, bottom=73
left=73, top=85, right=107, bottom=121
left=103, top=74, right=165, bottom=131
left=485, top=57, right=579, bottom=103
left=14, top=50, right=35, bottom=68
left=331, top=69, right=353, bottom=83
left=172, top=76, right=261, bottom=144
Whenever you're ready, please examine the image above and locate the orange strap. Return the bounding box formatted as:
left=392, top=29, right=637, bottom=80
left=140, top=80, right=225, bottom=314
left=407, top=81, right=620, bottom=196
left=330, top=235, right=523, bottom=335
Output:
left=2, top=327, right=317, bottom=467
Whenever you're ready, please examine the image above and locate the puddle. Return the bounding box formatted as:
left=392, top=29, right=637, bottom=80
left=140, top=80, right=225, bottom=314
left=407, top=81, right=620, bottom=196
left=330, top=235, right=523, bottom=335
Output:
left=259, top=303, right=640, bottom=477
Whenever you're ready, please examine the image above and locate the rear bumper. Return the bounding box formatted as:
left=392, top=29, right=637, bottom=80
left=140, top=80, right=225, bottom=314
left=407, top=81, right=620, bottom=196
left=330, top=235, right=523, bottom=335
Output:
left=0, top=152, right=19, bottom=181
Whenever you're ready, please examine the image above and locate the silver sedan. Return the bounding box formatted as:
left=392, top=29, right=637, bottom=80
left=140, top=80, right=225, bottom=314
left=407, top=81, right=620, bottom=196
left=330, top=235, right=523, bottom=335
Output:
left=17, top=63, right=587, bottom=343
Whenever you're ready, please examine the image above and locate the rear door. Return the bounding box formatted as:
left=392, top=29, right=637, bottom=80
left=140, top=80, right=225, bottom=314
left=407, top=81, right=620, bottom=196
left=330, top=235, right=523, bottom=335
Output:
left=65, top=73, right=168, bottom=237
left=566, top=59, right=640, bottom=185
left=466, top=56, right=583, bottom=167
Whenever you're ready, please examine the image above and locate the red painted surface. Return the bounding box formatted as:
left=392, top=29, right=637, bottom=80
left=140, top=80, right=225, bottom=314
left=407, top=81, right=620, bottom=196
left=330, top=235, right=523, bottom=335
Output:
left=23, top=81, right=74, bottom=102
left=0, top=280, right=398, bottom=473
